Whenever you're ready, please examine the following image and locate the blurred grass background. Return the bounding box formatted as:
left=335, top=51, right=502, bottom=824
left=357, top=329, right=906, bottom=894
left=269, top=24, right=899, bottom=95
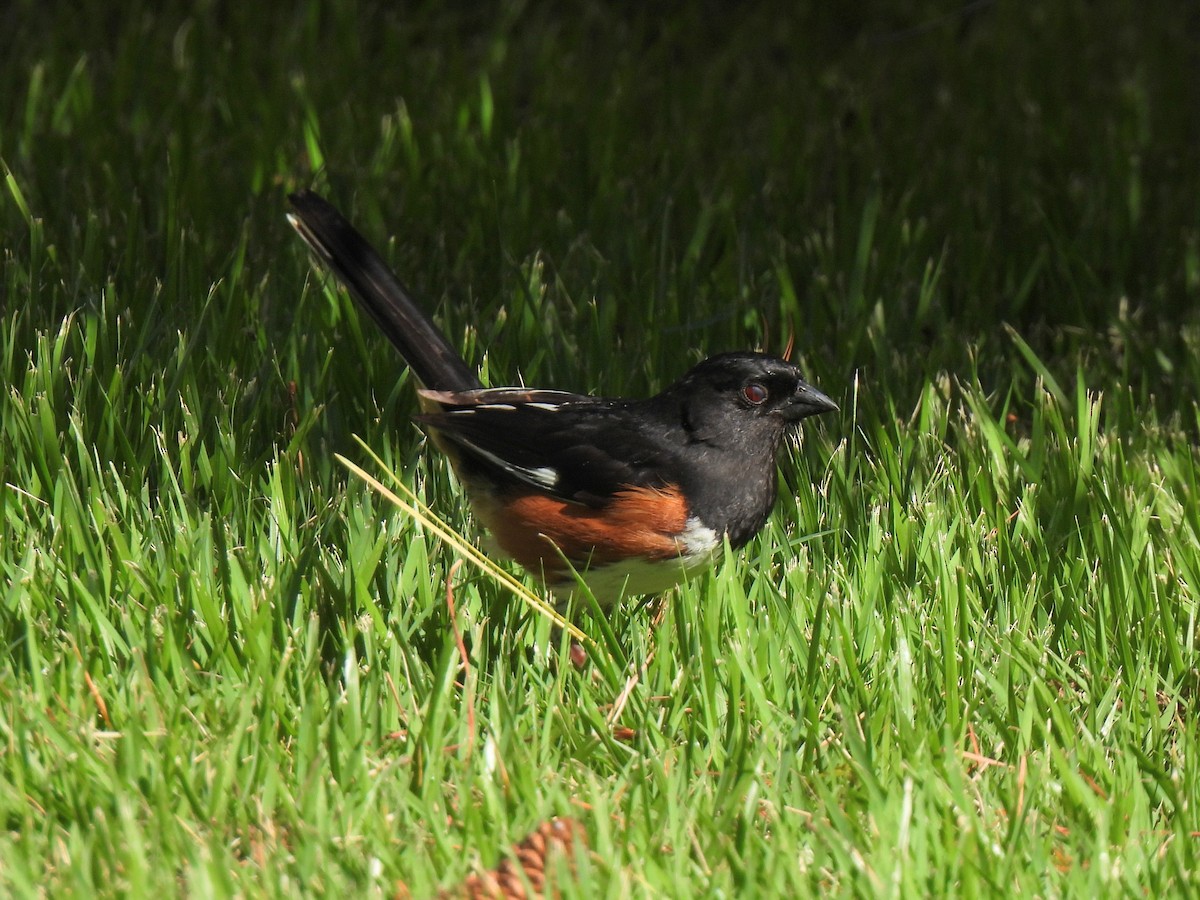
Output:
left=3, top=1, right=1200, bottom=896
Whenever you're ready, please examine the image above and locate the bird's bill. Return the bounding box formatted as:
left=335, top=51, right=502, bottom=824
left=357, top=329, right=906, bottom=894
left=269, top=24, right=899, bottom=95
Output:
left=783, top=381, right=839, bottom=421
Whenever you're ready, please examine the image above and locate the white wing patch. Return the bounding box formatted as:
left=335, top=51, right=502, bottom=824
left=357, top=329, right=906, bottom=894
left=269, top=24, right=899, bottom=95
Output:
left=455, top=437, right=560, bottom=489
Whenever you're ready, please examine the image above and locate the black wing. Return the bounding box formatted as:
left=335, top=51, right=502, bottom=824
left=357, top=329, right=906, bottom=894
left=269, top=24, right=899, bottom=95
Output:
left=416, top=388, right=685, bottom=506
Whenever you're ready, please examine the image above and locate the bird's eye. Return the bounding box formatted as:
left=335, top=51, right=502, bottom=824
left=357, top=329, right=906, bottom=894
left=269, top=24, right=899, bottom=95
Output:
left=741, top=383, right=769, bottom=405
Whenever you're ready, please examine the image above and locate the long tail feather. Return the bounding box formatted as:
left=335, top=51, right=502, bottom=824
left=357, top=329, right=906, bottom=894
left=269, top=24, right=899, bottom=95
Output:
left=287, top=190, right=482, bottom=392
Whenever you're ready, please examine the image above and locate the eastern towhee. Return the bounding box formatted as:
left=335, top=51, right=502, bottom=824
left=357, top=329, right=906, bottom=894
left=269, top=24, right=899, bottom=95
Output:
left=287, top=190, right=837, bottom=601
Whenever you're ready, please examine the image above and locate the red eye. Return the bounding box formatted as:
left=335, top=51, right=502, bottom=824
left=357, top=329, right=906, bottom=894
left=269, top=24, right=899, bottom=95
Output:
left=741, top=383, right=768, bottom=405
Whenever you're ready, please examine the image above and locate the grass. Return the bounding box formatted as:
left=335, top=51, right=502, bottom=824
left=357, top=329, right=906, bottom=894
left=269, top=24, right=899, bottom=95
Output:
left=3, top=0, right=1200, bottom=895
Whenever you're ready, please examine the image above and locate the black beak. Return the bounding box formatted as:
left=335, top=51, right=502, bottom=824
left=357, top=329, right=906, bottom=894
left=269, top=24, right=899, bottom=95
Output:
left=784, top=381, right=839, bottom=422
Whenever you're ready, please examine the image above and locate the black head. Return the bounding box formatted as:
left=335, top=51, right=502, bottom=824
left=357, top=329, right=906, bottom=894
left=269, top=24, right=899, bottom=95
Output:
left=660, top=351, right=837, bottom=442
left=641, top=351, right=835, bottom=547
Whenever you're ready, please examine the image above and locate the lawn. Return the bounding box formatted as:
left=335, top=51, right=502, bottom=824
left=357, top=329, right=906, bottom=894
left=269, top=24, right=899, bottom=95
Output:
left=3, top=1, right=1200, bottom=896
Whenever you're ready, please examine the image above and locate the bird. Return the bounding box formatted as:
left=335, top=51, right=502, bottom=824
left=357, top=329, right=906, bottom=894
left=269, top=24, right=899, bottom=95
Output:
left=287, top=189, right=837, bottom=602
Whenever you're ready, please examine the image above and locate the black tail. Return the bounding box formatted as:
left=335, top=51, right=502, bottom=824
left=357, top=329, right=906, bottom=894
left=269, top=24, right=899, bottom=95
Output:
left=287, top=190, right=483, bottom=392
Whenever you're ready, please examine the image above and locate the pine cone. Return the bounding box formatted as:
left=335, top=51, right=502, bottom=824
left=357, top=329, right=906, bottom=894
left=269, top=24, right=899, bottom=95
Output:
left=453, top=817, right=586, bottom=899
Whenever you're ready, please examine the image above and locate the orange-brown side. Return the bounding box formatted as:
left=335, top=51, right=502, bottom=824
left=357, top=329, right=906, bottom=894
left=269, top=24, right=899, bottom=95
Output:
left=472, top=484, right=689, bottom=579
